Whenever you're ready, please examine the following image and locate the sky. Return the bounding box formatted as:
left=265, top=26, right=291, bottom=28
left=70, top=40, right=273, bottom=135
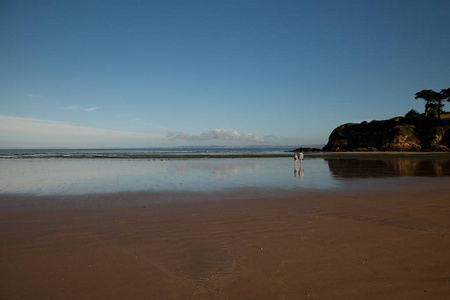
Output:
left=1, top=0, right=449, bottom=148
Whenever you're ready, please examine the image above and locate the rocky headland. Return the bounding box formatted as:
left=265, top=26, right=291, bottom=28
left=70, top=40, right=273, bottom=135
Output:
left=322, top=113, right=450, bottom=152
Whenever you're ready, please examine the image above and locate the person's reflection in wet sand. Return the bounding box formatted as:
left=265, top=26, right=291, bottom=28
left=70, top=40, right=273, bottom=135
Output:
left=294, top=165, right=304, bottom=179
left=298, top=165, right=304, bottom=179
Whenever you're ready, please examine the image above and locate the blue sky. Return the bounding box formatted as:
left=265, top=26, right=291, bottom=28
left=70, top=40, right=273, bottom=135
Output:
left=1, top=0, right=449, bottom=148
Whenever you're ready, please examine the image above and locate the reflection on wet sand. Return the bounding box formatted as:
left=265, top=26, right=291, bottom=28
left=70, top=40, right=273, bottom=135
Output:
left=326, top=159, right=450, bottom=178
left=1, top=157, right=448, bottom=195
left=294, top=166, right=304, bottom=179
left=168, top=159, right=264, bottom=176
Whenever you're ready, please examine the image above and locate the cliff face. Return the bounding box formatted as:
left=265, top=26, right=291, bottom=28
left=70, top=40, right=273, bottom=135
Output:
left=323, top=118, right=450, bottom=152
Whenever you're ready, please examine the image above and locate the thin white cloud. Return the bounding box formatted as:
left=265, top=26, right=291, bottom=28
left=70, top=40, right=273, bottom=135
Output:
left=62, top=106, right=83, bottom=110
left=84, top=107, right=99, bottom=112
left=0, top=115, right=164, bottom=148
left=167, top=129, right=264, bottom=143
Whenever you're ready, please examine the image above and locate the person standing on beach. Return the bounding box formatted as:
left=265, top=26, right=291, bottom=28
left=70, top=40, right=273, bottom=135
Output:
left=299, top=151, right=304, bottom=166
left=294, top=152, right=298, bottom=169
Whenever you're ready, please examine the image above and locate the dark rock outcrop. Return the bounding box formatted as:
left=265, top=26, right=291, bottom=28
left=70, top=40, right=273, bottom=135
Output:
left=323, top=117, right=450, bottom=152
left=290, top=147, right=322, bottom=153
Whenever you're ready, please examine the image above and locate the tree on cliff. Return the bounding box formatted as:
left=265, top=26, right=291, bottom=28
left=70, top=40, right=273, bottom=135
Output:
left=436, top=88, right=450, bottom=120
left=415, top=89, right=447, bottom=119
left=415, top=89, right=438, bottom=116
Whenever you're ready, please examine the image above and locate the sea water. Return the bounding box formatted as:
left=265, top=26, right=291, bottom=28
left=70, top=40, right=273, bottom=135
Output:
left=0, top=147, right=293, bottom=159
left=1, top=154, right=449, bottom=196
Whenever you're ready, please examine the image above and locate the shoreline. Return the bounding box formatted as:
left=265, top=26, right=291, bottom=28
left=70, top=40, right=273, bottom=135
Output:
left=1, top=177, right=450, bottom=299
left=1, top=150, right=450, bottom=160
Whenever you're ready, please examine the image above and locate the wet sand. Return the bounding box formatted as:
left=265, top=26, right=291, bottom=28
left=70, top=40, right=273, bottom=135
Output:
left=1, top=178, right=450, bottom=299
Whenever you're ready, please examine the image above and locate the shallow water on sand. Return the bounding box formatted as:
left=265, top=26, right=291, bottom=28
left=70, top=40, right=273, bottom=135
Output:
left=0, top=157, right=449, bottom=196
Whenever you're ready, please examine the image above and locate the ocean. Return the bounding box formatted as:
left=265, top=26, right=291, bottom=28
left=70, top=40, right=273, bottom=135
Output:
left=0, top=146, right=296, bottom=159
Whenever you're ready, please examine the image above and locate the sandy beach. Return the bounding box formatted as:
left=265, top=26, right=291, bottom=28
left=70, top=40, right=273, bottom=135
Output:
left=1, top=178, right=449, bottom=299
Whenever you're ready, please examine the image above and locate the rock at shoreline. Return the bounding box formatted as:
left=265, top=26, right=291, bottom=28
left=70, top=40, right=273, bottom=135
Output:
left=322, top=116, right=450, bottom=152
left=290, top=147, right=322, bottom=153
